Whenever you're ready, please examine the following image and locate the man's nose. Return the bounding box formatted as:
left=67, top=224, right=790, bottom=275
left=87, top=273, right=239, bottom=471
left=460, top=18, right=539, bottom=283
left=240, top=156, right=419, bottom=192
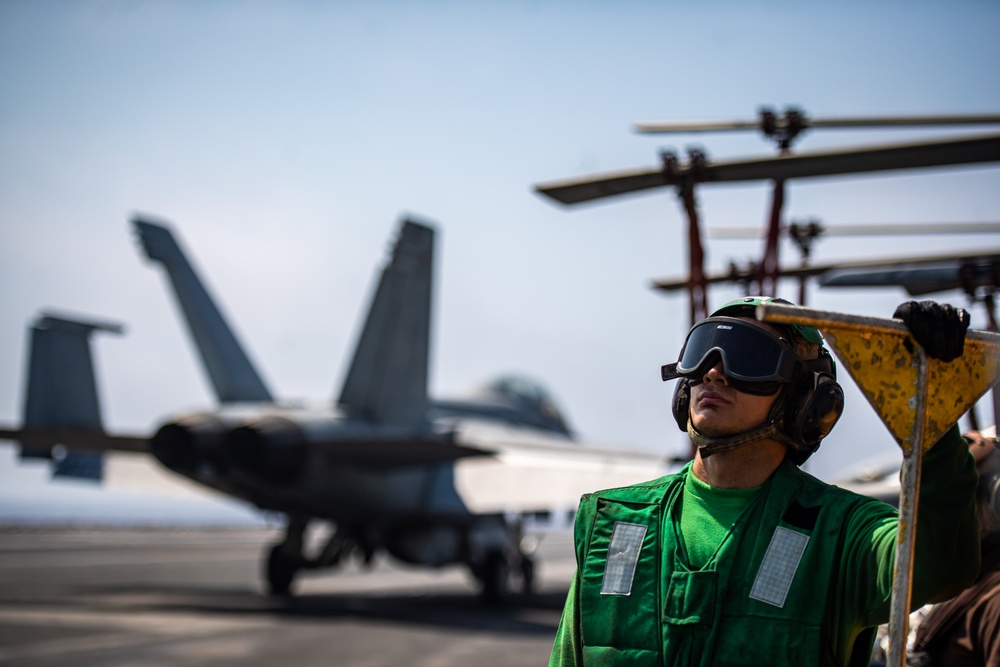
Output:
left=703, top=362, right=728, bottom=385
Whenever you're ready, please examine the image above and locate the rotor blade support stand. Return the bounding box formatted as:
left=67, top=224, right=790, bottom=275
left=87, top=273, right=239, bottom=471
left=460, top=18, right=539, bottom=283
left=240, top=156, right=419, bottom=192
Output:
left=756, top=302, right=1000, bottom=667
left=664, top=148, right=710, bottom=325
left=761, top=178, right=785, bottom=298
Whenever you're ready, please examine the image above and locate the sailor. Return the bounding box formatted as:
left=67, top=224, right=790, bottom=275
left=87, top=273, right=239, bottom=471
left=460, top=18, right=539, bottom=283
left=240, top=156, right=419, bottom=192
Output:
left=548, top=297, right=980, bottom=667
left=907, top=427, right=1000, bottom=666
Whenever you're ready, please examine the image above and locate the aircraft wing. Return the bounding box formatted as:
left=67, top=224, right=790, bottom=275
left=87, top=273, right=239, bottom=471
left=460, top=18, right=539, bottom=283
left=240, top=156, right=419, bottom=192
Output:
left=0, top=425, right=149, bottom=453
left=316, top=436, right=495, bottom=468
left=536, top=133, right=1000, bottom=205
left=0, top=422, right=495, bottom=469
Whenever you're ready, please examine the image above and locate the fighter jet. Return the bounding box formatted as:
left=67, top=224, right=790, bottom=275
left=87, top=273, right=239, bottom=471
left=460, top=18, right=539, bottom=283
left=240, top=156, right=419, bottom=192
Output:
left=0, top=216, right=668, bottom=601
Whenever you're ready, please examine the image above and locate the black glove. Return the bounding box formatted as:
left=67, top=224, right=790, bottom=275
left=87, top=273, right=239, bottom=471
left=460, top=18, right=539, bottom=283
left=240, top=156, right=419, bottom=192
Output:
left=893, top=300, right=970, bottom=362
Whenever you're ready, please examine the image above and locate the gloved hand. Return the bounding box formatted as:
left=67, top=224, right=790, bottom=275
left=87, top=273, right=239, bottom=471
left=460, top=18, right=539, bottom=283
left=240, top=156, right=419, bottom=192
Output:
left=893, top=300, right=971, bottom=362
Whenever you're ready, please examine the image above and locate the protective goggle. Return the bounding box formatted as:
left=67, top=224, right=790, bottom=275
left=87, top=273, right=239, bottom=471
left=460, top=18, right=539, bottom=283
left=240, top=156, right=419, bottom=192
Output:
left=660, top=317, right=801, bottom=395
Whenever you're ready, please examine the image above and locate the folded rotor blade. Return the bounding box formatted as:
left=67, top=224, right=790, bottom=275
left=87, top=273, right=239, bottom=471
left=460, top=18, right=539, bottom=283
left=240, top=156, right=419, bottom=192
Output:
left=634, top=113, right=1000, bottom=134
left=708, top=222, right=1000, bottom=239
left=650, top=249, right=1000, bottom=293
left=536, top=133, right=1000, bottom=206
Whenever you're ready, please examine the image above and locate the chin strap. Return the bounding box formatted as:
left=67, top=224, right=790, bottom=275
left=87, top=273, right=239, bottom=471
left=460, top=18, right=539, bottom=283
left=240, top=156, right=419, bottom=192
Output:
left=687, top=392, right=799, bottom=458
left=687, top=417, right=793, bottom=457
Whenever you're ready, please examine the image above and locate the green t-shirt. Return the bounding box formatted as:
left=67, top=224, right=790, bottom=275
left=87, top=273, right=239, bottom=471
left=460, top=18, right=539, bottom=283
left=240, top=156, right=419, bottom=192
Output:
left=680, top=472, right=762, bottom=569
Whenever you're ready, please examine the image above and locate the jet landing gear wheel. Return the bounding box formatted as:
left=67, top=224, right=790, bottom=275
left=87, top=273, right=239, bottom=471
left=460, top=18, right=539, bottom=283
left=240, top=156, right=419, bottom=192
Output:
left=478, top=550, right=535, bottom=605
left=266, top=514, right=308, bottom=596
left=266, top=543, right=299, bottom=596
left=480, top=550, right=510, bottom=604
left=521, top=555, right=535, bottom=595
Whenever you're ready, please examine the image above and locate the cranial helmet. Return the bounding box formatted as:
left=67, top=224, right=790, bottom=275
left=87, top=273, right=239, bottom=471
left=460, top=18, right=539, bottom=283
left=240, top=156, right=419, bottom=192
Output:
left=663, top=296, right=844, bottom=464
left=709, top=296, right=825, bottom=345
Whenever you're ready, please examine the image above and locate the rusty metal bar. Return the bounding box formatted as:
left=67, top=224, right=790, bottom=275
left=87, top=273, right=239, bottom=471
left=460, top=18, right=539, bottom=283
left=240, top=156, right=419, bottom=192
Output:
left=757, top=303, right=1000, bottom=345
left=886, top=350, right=926, bottom=666
left=757, top=304, right=907, bottom=335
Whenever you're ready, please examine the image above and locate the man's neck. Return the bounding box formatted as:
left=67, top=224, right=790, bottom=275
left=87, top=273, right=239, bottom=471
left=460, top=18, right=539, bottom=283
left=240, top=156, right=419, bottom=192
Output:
left=691, top=439, right=787, bottom=489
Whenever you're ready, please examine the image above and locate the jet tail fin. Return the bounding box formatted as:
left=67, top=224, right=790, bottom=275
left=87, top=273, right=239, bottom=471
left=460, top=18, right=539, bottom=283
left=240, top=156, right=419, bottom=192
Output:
left=338, top=219, right=434, bottom=424
left=19, top=313, right=124, bottom=480
left=132, top=215, right=273, bottom=403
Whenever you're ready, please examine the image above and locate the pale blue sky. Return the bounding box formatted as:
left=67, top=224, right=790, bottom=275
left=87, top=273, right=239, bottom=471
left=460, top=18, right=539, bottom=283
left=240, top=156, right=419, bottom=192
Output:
left=1, top=0, right=998, bottom=520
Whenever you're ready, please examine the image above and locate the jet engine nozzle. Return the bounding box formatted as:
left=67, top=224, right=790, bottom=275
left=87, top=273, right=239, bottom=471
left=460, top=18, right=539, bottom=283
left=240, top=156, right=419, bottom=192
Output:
left=150, top=413, right=229, bottom=475
left=224, top=416, right=307, bottom=483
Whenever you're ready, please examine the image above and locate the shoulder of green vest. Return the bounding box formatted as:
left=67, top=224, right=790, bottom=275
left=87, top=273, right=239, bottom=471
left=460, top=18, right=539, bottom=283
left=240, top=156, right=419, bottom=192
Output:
left=572, top=471, right=683, bottom=562
left=580, top=470, right=682, bottom=506
left=776, top=460, right=883, bottom=511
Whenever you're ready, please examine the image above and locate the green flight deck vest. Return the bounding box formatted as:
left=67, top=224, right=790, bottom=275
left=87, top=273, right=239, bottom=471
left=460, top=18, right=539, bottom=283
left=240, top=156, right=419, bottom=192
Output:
left=551, top=428, right=979, bottom=667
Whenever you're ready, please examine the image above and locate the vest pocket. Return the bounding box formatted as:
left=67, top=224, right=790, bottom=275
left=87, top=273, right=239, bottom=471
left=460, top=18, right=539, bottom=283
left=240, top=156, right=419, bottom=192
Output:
left=713, top=616, right=819, bottom=665
left=581, top=646, right=661, bottom=666
left=580, top=499, right=661, bottom=655
left=663, top=569, right=717, bottom=625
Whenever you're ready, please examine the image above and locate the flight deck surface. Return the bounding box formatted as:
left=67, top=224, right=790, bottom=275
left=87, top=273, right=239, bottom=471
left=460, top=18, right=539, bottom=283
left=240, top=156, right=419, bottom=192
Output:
left=0, top=526, right=574, bottom=666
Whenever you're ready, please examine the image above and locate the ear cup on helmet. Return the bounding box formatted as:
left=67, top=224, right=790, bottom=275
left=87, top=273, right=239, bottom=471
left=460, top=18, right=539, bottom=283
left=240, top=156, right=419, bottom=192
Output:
left=672, top=379, right=690, bottom=432
left=784, top=372, right=845, bottom=465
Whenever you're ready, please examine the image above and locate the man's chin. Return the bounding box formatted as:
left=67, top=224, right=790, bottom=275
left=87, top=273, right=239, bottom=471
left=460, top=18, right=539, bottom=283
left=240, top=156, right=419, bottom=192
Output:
left=692, top=420, right=741, bottom=439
